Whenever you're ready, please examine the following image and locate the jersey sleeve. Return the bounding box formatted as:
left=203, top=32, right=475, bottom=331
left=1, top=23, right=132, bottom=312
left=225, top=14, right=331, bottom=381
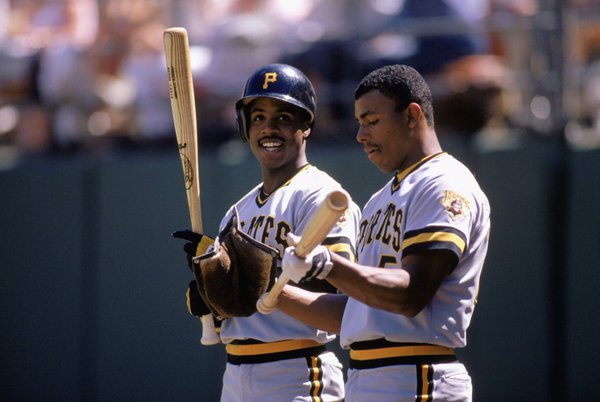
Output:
left=322, top=201, right=360, bottom=263
left=294, top=187, right=360, bottom=263
left=401, top=177, right=473, bottom=262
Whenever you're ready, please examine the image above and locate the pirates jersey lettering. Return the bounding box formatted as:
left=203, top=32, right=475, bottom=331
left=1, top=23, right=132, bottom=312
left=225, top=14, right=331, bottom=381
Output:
left=243, top=215, right=291, bottom=255
left=341, top=153, right=491, bottom=350
left=217, top=164, right=361, bottom=344
left=357, top=203, right=403, bottom=255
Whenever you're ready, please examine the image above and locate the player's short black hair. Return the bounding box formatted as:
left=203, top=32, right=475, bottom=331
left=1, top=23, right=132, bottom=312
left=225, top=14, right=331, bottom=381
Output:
left=355, top=64, right=435, bottom=126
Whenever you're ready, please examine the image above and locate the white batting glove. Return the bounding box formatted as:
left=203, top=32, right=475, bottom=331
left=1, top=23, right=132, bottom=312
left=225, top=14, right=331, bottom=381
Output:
left=286, top=232, right=301, bottom=247
left=282, top=239, right=333, bottom=284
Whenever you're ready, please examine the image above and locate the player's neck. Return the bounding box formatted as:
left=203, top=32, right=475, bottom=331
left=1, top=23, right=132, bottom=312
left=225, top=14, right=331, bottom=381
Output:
left=262, top=161, right=308, bottom=195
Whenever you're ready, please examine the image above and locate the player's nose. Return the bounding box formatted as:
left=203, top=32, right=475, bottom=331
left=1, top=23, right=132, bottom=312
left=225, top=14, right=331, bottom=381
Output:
left=356, top=125, right=369, bottom=144
left=262, top=117, right=280, bottom=134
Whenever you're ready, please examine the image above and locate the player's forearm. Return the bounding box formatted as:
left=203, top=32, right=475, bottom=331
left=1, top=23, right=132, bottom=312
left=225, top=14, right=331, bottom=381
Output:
left=326, top=253, right=419, bottom=316
left=278, top=285, right=347, bottom=334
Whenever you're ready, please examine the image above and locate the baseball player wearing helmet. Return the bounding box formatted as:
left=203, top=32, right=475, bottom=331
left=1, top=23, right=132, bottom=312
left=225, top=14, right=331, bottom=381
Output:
left=271, top=64, right=491, bottom=401
left=177, top=64, right=361, bottom=402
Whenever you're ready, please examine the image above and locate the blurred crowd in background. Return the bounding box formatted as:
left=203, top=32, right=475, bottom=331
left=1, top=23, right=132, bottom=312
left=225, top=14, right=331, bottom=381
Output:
left=1, top=0, right=600, bottom=165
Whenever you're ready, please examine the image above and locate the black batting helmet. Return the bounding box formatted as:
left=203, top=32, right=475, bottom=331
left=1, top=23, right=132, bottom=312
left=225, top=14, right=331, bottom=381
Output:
left=235, top=63, right=316, bottom=142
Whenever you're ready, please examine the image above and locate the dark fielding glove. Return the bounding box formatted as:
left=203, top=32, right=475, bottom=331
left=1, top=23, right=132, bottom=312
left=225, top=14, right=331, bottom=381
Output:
left=192, top=208, right=279, bottom=319
left=172, top=230, right=215, bottom=271
left=186, top=280, right=211, bottom=317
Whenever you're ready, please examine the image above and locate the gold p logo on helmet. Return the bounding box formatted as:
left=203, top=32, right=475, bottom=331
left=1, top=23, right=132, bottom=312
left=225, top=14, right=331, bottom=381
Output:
left=262, top=72, right=277, bottom=89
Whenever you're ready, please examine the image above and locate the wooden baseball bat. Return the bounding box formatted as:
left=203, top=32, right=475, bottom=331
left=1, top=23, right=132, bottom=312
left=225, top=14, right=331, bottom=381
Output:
left=163, top=27, right=219, bottom=345
left=256, top=190, right=350, bottom=314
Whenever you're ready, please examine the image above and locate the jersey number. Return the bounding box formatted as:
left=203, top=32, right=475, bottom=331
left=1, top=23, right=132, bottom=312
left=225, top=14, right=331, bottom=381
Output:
left=378, top=255, right=397, bottom=268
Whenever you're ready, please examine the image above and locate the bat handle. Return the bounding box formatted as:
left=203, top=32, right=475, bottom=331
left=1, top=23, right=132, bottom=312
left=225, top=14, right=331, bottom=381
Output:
left=199, top=314, right=220, bottom=345
left=256, top=273, right=290, bottom=314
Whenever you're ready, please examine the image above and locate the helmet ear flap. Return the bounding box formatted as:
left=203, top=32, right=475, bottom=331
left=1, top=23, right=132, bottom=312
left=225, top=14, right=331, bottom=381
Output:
left=235, top=102, right=249, bottom=143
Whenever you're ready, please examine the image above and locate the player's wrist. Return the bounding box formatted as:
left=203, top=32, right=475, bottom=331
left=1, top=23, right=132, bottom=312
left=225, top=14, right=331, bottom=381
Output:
left=312, top=247, right=333, bottom=280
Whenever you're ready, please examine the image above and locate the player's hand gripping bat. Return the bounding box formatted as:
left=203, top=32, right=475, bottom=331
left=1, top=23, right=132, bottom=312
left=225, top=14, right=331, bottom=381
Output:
left=256, top=190, right=350, bottom=314
left=163, top=27, right=219, bottom=345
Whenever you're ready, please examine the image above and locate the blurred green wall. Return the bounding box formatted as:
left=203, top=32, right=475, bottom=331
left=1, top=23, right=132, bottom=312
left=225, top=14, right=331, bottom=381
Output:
left=1, top=142, right=598, bottom=401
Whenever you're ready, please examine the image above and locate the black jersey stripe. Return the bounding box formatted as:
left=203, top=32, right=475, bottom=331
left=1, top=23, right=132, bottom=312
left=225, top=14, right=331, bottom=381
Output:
left=402, top=226, right=467, bottom=258
left=404, top=226, right=466, bottom=248
left=323, top=236, right=356, bottom=262
left=403, top=241, right=464, bottom=261
left=404, top=226, right=466, bottom=239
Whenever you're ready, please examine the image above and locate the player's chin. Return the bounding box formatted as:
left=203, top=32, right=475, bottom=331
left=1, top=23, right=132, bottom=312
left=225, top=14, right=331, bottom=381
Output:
left=258, top=146, right=284, bottom=159
left=369, top=154, right=394, bottom=173
left=367, top=150, right=383, bottom=166
left=257, top=150, right=288, bottom=168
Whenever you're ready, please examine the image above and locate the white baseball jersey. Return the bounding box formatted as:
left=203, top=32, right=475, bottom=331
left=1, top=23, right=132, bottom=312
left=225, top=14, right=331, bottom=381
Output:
left=218, top=164, right=360, bottom=344
left=340, top=152, right=490, bottom=349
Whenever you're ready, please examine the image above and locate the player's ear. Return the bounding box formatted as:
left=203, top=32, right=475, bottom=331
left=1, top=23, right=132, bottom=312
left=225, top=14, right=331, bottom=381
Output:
left=406, top=103, right=422, bottom=128
left=302, top=126, right=311, bottom=139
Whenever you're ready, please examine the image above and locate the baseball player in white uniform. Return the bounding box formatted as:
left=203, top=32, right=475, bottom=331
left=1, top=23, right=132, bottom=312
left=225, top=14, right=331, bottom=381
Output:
left=271, top=64, right=491, bottom=401
left=176, top=64, right=360, bottom=402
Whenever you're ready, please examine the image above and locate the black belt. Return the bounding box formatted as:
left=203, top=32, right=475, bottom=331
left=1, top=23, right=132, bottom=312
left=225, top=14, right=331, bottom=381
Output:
left=349, top=339, right=457, bottom=369
left=226, top=339, right=327, bottom=365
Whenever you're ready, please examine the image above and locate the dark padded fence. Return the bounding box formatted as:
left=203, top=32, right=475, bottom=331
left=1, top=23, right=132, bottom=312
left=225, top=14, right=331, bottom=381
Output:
left=1, top=142, right=598, bottom=401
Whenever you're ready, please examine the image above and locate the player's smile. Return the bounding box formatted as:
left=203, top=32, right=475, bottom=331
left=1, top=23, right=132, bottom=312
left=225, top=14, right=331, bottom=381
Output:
left=255, top=133, right=289, bottom=161
left=247, top=98, right=308, bottom=179
left=259, top=137, right=284, bottom=152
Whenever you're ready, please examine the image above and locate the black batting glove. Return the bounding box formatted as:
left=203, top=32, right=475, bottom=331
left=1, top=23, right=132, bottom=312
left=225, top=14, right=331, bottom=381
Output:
left=172, top=230, right=215, bottom=271
left=186, top=280, right=211, bottom=317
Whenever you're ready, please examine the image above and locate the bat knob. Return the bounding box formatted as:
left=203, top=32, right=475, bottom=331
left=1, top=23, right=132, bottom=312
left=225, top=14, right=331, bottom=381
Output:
left=199, top=314, right=221, bottom=345
left=200, top=332, right=221, bottom=345
left=256, top=293, right=278, bottom=315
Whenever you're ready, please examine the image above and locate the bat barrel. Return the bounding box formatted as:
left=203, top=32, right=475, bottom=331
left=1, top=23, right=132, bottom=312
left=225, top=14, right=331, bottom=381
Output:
left=295, top=190, right=349, bottom=258
left=328, top=190, right=350, bottom=211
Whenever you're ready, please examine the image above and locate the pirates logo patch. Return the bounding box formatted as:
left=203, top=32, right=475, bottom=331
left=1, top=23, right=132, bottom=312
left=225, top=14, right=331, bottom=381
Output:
left=441, top=190, right=470, bottom=221
left=336, top=208, right=351, bottom=228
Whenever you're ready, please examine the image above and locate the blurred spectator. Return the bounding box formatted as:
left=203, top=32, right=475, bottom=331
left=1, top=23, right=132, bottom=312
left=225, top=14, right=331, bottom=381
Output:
left=565, top=61, right=600, bottom=149
left=135, top=0, right=355, bottom=147
left=91, top=0, right=173, bottom=150
left=281, top=0, right=507, bottom=145
left=564, top=1, right=600, bottom=149
left=1, top=0, right=596, bottom=158
left=359, top=0, right=492, bottom=76
left=433, top=54, right=522, bottom=149
left=0, top=0, right=99, bottom=156
left=1, top=0, right=178, bottom=157
left=179, top=0, right=351, bottom=145
left=482, top=0, right=538, bottom=70
left=36, top=0, right=100, bottom=151
left=177, top=0, right=288, bottom=145
left=339, top=0, right=491, bottom=148
left=352, top=0, right=541, bottom=149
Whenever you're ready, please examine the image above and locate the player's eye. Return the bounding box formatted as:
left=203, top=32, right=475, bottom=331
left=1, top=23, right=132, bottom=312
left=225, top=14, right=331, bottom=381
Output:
left=277, top=113, right=293, bottom=122
left=357, top=118, right=378, bottom=128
